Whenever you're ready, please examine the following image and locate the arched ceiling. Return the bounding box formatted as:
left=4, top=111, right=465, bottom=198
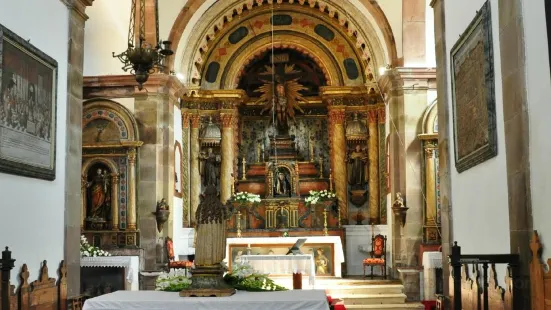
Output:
left=199, top=5, right=367, bottom=89
left=167, top=0, right=398, bottom=87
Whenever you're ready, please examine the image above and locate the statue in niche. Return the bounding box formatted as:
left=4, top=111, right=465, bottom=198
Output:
left=276, top=207, right=288, bottom=228
left=256, top=64, right=306, bottom=136
left=274, top=169, right=292, bottom=197
left=347, top=144, right=368, bottom=189
left=86, top=167, right=111, bottom=219
left=199, top=147, right=220, bottom=187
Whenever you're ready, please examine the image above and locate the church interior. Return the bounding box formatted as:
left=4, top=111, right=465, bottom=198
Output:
left=0, top=0, right=549, bottom=309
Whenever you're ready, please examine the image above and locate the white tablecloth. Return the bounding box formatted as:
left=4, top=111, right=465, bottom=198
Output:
left=241, top=254, right=315, bottom=286
left=83, top=290, right=330, bottom=310
left=81, top=256, right=140, bottom=290
left=422, top=251, right=443, bottom=300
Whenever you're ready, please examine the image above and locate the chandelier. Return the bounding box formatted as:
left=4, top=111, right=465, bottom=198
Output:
left=113, top=0, right=173, bottom=90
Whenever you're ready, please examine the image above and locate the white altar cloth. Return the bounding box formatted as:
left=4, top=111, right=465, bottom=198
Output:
left=81, top=256, right=139, bottom=291
left=82, top=290, right=330, bottom=310
left=226, top=236, right=344, bottom=277
left=241, top=254, right=315, bottom=286
left=422, top=251, right=443, bottom=300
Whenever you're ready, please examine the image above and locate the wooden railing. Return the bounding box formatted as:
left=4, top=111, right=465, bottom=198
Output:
left=445, top=242, right=521, bottom=310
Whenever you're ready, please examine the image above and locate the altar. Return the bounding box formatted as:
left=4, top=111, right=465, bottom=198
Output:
left=80, top=256, right=140, bottom=296
left=226, top=236, right=344, bottom=277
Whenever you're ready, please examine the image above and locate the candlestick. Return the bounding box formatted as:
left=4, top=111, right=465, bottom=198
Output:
left=323, top=209, right=328, bottom=236
left=309, top=134, right=315, bottom=162
left=329, top=169, right=333, bottom=191
left=237, top=211, right=242, bottom=238
left=319, top=158, right=323, bottom=179
left=241, top=158, right=247, bottom=180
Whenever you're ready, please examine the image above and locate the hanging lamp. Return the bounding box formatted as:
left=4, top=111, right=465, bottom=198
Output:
left=113, top=0, right=173, bottom=90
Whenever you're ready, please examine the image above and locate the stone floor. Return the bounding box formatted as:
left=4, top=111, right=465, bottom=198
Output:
left=272, top=276, right=425, bottom=310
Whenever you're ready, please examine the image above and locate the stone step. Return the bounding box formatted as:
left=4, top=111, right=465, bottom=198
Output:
left=344, top=303, right=425, bottom=309
left=340, top=293, right=407, bottom=305
left=325, top=284, right=404, bottom=295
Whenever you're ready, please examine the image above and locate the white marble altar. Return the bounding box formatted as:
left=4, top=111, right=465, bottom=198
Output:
left=226, top=236, right=344, bottom=277
left=422, top=251, right=443, bottom=300
left=81, top=256, right=140, bottom=290
left=241, top=254, right=316, bottom=285
left=344, top=224, right=390, bottom=276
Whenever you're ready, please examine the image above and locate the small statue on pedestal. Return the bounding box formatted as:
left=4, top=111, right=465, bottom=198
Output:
left=180, top=185, right=235, bottom=297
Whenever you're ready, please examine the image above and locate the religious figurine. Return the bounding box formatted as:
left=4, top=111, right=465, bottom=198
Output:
left=315, top=248, right=329, bottom=275
left=156, top=198, right=169, bottom=211
left=199, top=147, right=220, bottom=187
left=256, top=65, right=306, bottom=136
left=347, top=144, right=368, bottom=188
left=393, top=192, right=405, bottom=208
left=86, top=168, right=111, bottom=219
left=180, top=185, right=235, bottom=297
left=274, top=170, right=292, bottom=197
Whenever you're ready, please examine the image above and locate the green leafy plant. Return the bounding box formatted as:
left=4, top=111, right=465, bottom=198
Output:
left=155, top=269, right=192, bottom=292
left=224, top=261, right=287, bottom=292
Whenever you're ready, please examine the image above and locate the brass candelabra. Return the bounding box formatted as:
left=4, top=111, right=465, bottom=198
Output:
left=236, top=211, right=242, bottom=238
left=323, top=209, right=328, bottom=236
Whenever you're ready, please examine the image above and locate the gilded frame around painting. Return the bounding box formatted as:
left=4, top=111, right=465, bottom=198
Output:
left=450, top=0, right=497, bottom=173
left=0, top=23, right=57, bottom=180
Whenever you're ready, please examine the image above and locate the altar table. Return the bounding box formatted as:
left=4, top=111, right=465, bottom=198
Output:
left=82, top=289, right=330, bottom=310
left=80, top=256, right=140, bottom=291
left=241, top=254, right=315, bottom=286
left=226, top=236, right=344, bottom=277
left=422, top=251, right=443, bottom=300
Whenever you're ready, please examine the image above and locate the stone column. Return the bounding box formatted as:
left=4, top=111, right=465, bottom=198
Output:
left=127, top=149, right=137, bottom=230
left=424, top=147, right=437, bottom=227
left=62, top=0, right=94, bottom=298
left=111, top=174, right=120, bottom=230
left=377, top=106, right=388, bottom=223
left=190, top=114, right=201, bottom=225
left=181, top=111, right=191, bottom=227
left=220, top=113, right=235, bottom=203
left=328, top=108, right=347, bottom=224
left=367, top=109, right=380, bottom=224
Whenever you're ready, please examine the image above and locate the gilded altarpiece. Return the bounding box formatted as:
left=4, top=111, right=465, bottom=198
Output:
left=81, top=100, right=142, bottom=248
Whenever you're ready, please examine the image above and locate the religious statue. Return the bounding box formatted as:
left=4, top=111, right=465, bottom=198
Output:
left=393, top=192, right=405, bottom=208
left=274, top=170, right=292, bottom=197
left=180, top=185, right=235, bottom=297
left=315, top=248, right=329, bottom=275
left=199, top=148, right=220, bottom=187
left=86, top=168, right=111, bottom=219
left=347, top=144, right=368, bottom=188
left=256, top=64, right=306, bottom=136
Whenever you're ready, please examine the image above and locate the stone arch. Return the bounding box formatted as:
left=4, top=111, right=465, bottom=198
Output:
left=422, top=99, right=438, bottom=135
left=81, top=157, right=119, bottom=178
left=167, top=0, right=398, bottom=84
left=82, top=99, right=139, bottom=143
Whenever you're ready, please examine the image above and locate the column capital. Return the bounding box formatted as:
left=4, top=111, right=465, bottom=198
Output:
left=367, top=109, right=378, bottom=124
left=328, top=109, right=346, bottom=125
left=61, top=0, right=94, bottom=21
left=128, top=149, right=137, bottom=164
left=377, top=107, right=386, bottom=124
left=220, top=113, right=235, bottom=128
left=425, top=148, right=436, bottom=157
left=190, top=114, right=201, bottom=129
left=182, top=112, right=191, bottom=129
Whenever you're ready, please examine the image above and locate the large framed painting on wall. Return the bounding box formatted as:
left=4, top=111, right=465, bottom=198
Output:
left=450, top=0, right=497, bottom=173
left=0, top=24, right=57, bottom=180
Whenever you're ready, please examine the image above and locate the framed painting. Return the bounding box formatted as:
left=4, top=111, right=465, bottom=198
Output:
left=450, top=0, right=497, bottom=173
left=0, top=24, right=57, bottom=180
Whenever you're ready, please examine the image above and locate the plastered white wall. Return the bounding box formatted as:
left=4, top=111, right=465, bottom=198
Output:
left=523, top=0, right=551, bottom=260
left=425, top=0, right=436, bottom=67
left=0, top=0, right=68, bottom=280
left=159, top=0, right=189, bottom=41
left=378, top=0, right=403, bottom=59
left=172, top=106, right=184, bottom=256
left=444, top=0, right=510, bottom=261
left=83, top=0, right=131, bottom=76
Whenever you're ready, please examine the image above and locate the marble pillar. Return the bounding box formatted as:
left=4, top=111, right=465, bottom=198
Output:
left=328, top=108, right=347, bottom=224
left=190, top=114, right=201, bottom=225
left=367, top=109, right=380, bottom=224
left=127, top=149, right=137, bottom=230
left=111, top=174, right=120, bottom=230
left=220, top=113, right=235, bottom=203
left=63, top=0, right=94, bottom=297
left=424, top=147, right=437, bottom=227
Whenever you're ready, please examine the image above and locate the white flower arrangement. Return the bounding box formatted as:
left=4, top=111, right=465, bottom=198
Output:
left=80, top=235, right=111, bottom=257
left=304, top=189, right=337, bottom=205
left=224, top=261, right=286, bottom=291
left=155, top=269, right=192, bottom=291
left=232, top=191, right=262, bottom=204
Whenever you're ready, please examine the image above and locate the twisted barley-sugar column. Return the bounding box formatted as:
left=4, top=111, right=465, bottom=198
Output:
left=367, top=109, right=380, bottom=224
left=220, top=113, right=235, bottom=203
left=181, top=112, right=191, bottom=226
left=190, top=114, right=201, bottom=224
left=127, top=149, right=137, bottom=230
left=425, top=147, right=437, bottom=226
left=111, top=174, right=120, bottom=230
left=328, top=108, right=347, bottom=223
